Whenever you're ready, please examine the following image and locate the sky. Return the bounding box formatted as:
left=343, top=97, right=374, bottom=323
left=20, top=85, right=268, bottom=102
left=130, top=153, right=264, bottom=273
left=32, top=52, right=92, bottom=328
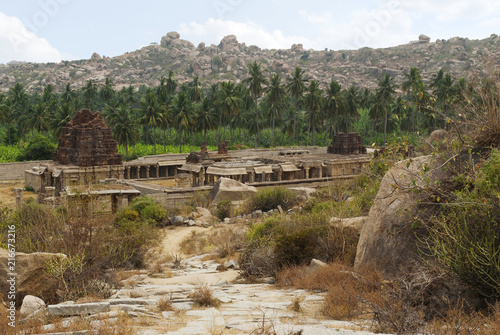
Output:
left=0, top=0, right=499, bottom=64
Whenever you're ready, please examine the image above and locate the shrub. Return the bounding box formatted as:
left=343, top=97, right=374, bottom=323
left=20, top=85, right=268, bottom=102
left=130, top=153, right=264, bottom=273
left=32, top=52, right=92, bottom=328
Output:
left=0, top=199, right=160, bottom=303
left=208, top=226, right=245, bottom=258
left=188, top=284, right=220, bottom=307
left=248, top=186, right=295, bottom=212
left=215, top=200, right=231, bottom=220
left=427, top=148, right=500, bottom=300
left=240, top=212, right=358, bottom=277
left=129, top=196, right=167, bottom=225
left=17, top=134, right=56, bottom=161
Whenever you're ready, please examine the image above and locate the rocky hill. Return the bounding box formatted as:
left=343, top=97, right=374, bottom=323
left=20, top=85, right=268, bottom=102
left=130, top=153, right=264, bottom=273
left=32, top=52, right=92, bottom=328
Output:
left=1, top=32, right=499, bottom=93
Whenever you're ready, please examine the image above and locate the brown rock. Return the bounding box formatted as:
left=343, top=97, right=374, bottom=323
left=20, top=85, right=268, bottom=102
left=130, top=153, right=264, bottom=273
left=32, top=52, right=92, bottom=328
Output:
left=0, top=249, right=61, bottom=306
left=354, top=155, right=446, bottom=278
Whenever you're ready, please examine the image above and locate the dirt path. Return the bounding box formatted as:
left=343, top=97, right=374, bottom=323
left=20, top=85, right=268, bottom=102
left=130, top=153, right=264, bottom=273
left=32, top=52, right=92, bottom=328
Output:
left=147, top=225, right=240, bottom=286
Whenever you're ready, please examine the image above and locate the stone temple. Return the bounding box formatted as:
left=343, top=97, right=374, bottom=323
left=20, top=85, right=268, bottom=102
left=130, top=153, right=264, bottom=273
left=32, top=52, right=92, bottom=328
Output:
left=53, top=109, right=122, bottom=166
left=25, top=108, right=371, bottom=212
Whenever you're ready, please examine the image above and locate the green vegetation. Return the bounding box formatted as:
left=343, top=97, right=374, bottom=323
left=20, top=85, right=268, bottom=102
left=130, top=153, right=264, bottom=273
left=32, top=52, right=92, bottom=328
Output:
left=0, top=64, right=477, bottom=162
left=0, top=198, right=161, bottom=302
left=248, top=186, right=295, bottom=212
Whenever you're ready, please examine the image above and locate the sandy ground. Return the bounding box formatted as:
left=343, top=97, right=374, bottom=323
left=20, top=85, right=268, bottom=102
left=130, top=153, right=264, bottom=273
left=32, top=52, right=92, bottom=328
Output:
left=147, top=225, right=240, bottom=285
left=0, top=181, right=36, bottom=208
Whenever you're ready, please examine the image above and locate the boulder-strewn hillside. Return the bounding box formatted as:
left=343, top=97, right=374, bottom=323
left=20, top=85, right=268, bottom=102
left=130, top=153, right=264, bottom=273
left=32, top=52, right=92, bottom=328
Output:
left=1, top=32, right=499, bottom=93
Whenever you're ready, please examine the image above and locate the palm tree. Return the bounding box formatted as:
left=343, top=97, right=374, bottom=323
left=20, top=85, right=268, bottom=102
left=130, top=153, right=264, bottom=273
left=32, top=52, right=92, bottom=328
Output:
left=26, top=101, right=50, bottom=134
left=99, top=77, right=115, bottom=106
left=243, top=61, right=268, bottom=146
left=112, top=104, right=140, bottom=154
left=166, top=71, right=177, bottom=98
left=374, top=73, right=396, bottom=143
left=286, top=67, right=308, bottom=145
left=304, top=80, right=323, bottom=146
left=52, top=103, right=75, bottom=139
left=343, top=86, right=359, bottom=132
left=265, top=73, right=287, bottom=147
left=83, top=79, right=98, bottom=110
left=323, top=79, right=343, bottom=144
left=171, top=91, right=196, bottom=153
left=217, top=81, right=243, bottom=144
left=197, top=97, right=217, bottom=142
left=190, top=76, right=202, bottom=102
left=139, top=91, right=163, bottom=154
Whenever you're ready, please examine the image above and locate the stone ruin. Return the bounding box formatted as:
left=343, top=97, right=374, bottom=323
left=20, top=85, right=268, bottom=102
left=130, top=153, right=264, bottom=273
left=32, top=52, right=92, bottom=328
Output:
left=53, top=109, right=123, bottom=167
left=328, top=133, right=367, bottom=155
left=218, top=141, right=229, bottom=155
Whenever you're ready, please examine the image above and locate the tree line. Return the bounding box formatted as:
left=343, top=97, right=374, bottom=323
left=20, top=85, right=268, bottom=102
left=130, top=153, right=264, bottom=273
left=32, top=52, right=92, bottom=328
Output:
left=0, top=62, right=480, bottom=158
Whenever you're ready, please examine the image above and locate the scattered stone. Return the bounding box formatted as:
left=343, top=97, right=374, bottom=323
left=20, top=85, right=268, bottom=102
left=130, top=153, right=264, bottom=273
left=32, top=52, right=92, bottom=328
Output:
left=277, top=205, right=284, bottom=214
left=330, top=216, right=367, bottom=233
left=226, top=260, right=237, bottom=269
left=170, top=216, right=184, bottom=226
left=223, top=217, right=231, bottom=224
left=309, top=258, right=327, bottom=271
left=48, top=302, right=110, bottom=316
left=20, top=295, right=45, bottom=315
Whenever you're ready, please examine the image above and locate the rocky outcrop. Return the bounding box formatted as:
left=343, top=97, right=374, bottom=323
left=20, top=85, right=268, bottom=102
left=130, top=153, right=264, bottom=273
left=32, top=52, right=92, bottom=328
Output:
left=208, top=177, right=257, bottom=205
left=1, top=34, right=498, bottom=95
left=53, top=109, right=122, bottom=167
left=0, top=249, right=62, bottom=305
left=218, top=35, right=240, bottom=53
left=354, top=155, right=447, bottom=278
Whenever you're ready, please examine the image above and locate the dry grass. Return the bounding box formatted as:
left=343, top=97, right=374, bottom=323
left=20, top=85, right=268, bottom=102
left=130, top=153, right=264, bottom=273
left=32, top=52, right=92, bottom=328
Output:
left=276, top=263, right=383, bottom=320
left=157, top=294, right=174, bottom=312
left=0, top=181, right=36, bottom=208
left=179, top=230, right=210, bottom=255
left=208, top=226, right=245, bottom=258
left=188, top=284, right=221, bottom=307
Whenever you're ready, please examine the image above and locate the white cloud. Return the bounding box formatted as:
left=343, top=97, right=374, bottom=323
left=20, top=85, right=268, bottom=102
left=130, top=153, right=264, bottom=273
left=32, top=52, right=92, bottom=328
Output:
left=0, top=11, right=64, bottom=64
left=179, top=18, right=313, bottom=50
left=298, top=3, right=414, bottom=50
left=399, top=0, right=500, bottom=22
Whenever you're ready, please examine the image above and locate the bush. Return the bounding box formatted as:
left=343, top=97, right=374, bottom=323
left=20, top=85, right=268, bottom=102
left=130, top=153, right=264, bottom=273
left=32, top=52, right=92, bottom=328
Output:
left=239, top=212, right=359, bottom=277
left=248, top=186, right=295, bottom=212
left=188, top=284, right=220, bottom=307
left=0, top=199, right=160, bottom=303
left=427, top=148, right=500, bottom=300
left=128, top=196, right=167, bottom=225
left=17, top=134, right=56, bottom=161
left=215, top=200, right=231, bottom=220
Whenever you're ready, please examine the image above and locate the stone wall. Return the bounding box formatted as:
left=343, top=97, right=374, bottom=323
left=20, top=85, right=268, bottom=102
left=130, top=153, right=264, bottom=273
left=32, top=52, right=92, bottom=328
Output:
left=0, top=160, right=51, bottom=181
left=147, top=193, right=193, bottom=208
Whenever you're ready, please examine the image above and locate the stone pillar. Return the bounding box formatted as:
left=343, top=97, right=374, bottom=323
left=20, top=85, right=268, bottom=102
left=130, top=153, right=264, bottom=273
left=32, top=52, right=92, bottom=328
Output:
left=60, top=190, right=68, bottom=206
left=145, top=166, right=150, bottom=179
left=115, top=194, right=128, bottom=213
left=304, top=167, right=310, bottom=179
left=277, top=170, right=282, bottom=182
left=14, top=188, right=23, bottom=208
left=261, top=172, right=266, bottom=182
left=250, top=171, right=255, bottom=183
left=125, top=167, right=131, bottom=179
left=156, top=165, right=160, bottom=178
left=319, top=166, right=323, bottom=178
left=199, top=169, right=204, bottom=186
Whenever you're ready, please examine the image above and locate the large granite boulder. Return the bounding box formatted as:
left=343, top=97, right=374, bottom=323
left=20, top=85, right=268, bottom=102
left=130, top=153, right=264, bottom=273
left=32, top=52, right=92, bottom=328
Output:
left=354, top=155, right=447, bottom=278
left=218, top=35, right=240, bottom=52
left=208, top=177, right=257, bottom=205
left=0, top=249, right=62, bottom=306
